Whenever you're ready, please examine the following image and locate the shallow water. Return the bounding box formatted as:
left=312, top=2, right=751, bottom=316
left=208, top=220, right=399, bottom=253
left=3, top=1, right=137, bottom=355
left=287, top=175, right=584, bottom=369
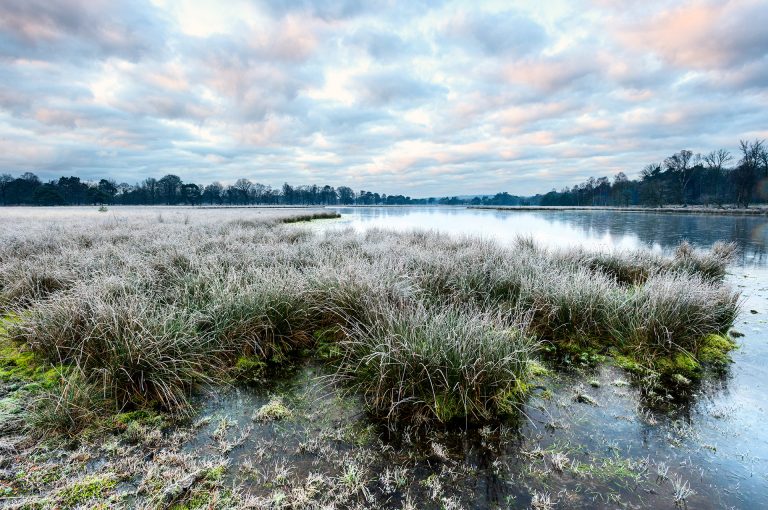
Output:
left=294, top=207, right=765, bottom=508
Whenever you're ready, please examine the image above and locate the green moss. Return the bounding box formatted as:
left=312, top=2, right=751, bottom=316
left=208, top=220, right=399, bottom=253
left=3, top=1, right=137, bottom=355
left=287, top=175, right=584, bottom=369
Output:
left=233, top=356, right=266, bottom=382
left=253, top=397, right=293, bottom=421
left=538, top=389, right=554, bottom=400
left=496, top=380, right=530, bottom=416
left=613, top=354, right=646, bottom=374
left=204, top=465, right=226, bottom=482
left=344, top=423, right=376, bottom=446
left=698, top=334, right=737, bottom=368
left=553, top=341, right=605, bottom=366
left=573, top=456, right=643, bottom=483
left=169, top=486, right=234, bottom=510
left=57, top=474, right=117, bottom=507
left=114, top=409, right=165, bottom=428
left=1, top=315, right=63, bottom=388
left=527, top=360, right=550, bottom=377
left=655, top=353, right=701, bottom=379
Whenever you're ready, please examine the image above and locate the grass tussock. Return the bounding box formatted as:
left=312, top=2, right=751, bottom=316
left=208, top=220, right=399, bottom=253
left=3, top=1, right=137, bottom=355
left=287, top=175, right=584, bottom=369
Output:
left=11, top=283, right=218, bottom=412
left=335, top=302, right=535, bottom=423
left=0, top=209, right=740, bottom=430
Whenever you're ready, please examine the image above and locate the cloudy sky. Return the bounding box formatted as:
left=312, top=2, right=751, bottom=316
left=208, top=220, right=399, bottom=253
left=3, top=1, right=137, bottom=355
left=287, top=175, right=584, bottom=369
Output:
left=1, top=0, right=767, bottom=196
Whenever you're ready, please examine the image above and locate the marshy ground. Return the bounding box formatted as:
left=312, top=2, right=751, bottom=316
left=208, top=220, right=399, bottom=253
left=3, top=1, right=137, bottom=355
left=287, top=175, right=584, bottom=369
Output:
left=0, top=206, right=763, bottom=509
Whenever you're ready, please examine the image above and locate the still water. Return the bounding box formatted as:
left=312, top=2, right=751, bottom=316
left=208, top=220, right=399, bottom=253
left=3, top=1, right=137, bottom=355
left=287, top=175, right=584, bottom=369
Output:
left=320, top=206, right=768, bottom=508
left=328, top=206, right=768, bottom=263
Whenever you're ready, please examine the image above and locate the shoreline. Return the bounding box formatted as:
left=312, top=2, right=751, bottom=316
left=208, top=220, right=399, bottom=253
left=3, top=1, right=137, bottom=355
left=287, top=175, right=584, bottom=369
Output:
left=468, top=205, right=768, bottom=216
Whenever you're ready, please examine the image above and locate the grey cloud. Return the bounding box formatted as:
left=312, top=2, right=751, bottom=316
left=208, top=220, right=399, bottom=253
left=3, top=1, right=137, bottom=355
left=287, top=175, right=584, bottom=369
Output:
left=345, top=28, right=428, bottom=62
left=354, top=71, right=447, bottom=107
left=0, top=0, right=167, bottom=63
left=442, top=10, right=548, bottom=57
left=258, top=0, right=376, bottom=20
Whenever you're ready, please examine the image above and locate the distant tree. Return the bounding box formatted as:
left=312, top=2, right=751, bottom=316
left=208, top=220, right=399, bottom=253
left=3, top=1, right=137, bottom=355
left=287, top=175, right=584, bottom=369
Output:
left=612, top=172, right=632, bottom=206
left=144, top=177, right=159, bottom=205
left=233, top=178, right=253, bottom=205
left=704, top=149, right=733, bottom=206
left=337, top=186, right=355, bottom=204
left=0, top=174, right=12, bottom=205
left=158, top=174, right=182, bottom=205
left=664, top=149, right=695, bottom=205
left=320, top=185, right=337, bottom=205
left=115, top=183, right=133, bottom=200
left=97, top=179, right=117, bottom=204
left=282, top=183, right=295, bottom=205
left=181, top=183, right=202, bottom=205
left=6, top=173, right=40, bottom=204
left=732, top=140, right=762, bottom=207
left=202, top=182, right=223, bottom=204
left=33, top=183, right=65, bottom=205
left=704, top=149, right=733, bottom=171
left=640, top=163, right=665, bottom=206
left=57, top=176, right=87, bottom=205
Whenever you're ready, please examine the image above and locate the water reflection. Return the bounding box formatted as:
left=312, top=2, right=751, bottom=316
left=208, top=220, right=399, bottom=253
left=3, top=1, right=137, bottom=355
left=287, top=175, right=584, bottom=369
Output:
left=328, top=207, right=768, bottom=266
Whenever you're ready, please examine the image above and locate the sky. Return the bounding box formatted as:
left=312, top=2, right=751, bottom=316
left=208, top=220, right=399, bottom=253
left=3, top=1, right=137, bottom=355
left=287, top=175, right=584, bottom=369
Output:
left=0, top=0, right=767, bottom=197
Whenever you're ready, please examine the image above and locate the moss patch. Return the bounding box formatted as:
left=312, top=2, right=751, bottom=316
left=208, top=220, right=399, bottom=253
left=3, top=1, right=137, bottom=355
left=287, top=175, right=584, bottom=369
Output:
left=655, top=353, right=701, bottom=379
left=233, top=356, right=267, bottom=382
left=253, top=397, right=293, bottom=421
left=698, top=334, right=737, bottom=368
left=57, top=474, right=117, bottom=507
left=495, top=380, right=530, bottom=417
left=613, top=354, right=646, bottom=375
left=1, top=316, right=63, bottom=389
left=527, top=360, right=550, bottom=377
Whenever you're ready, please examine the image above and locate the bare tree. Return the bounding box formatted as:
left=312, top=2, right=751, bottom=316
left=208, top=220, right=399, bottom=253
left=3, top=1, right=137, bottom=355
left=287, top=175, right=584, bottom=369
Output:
left=704, top=149, right=732, bottom=171
left=233, top=178, right=253, bottom=205
left=703, top=149, right=733, bottom=206
left=732, top=140, right=763, bottom=207
left=664, top=149, right=695, bottom=205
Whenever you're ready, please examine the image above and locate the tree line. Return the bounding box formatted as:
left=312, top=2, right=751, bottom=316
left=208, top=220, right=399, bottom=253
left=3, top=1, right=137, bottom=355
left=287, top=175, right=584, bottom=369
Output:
left=1, top=139, right=766, bottom=208
left=535, top=140, right=768, bottom=208
left=0, top=174, right=431, bottom=207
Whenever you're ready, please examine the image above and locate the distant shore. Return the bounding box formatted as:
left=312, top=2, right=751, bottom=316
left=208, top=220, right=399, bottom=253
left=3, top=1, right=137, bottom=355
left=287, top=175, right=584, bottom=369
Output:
left=468, top=205, right=768, bottom=216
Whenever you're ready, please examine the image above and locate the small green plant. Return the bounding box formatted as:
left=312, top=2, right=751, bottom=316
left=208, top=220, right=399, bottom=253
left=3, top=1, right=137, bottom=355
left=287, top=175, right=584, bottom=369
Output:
left=57, top=474, right=117, bottom=507
left=253, top=396, right=293, bottom=421
left=233, top=356, right=267, bottom=382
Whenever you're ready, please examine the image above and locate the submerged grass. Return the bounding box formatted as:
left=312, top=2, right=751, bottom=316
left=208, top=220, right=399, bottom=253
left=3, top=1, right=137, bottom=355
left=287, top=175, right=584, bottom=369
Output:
left=0, top=208, right=740, bottom=431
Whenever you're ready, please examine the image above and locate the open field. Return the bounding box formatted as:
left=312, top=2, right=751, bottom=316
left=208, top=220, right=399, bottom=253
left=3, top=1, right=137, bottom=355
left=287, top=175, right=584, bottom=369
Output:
left=0, top=207, right=743, bottom=508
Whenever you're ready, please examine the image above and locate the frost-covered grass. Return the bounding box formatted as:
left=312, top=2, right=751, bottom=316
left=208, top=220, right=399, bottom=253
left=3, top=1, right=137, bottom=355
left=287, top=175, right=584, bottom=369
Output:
left=0, top=208, right=739, bottom=431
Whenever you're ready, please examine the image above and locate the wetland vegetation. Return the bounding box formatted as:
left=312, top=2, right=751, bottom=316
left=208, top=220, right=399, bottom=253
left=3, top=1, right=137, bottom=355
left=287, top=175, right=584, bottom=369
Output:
left=0, top=207, right=752, bottom=508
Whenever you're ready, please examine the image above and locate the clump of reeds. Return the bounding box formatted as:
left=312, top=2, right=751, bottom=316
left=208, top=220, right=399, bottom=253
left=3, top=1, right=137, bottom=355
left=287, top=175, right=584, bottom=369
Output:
left=609, top=273, right=739, bottom=355
left=333, top=300, right=535, bottom=423
left=197, top=271, right=316, bottom=361
left=10, top=280, right=219, bottom=412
